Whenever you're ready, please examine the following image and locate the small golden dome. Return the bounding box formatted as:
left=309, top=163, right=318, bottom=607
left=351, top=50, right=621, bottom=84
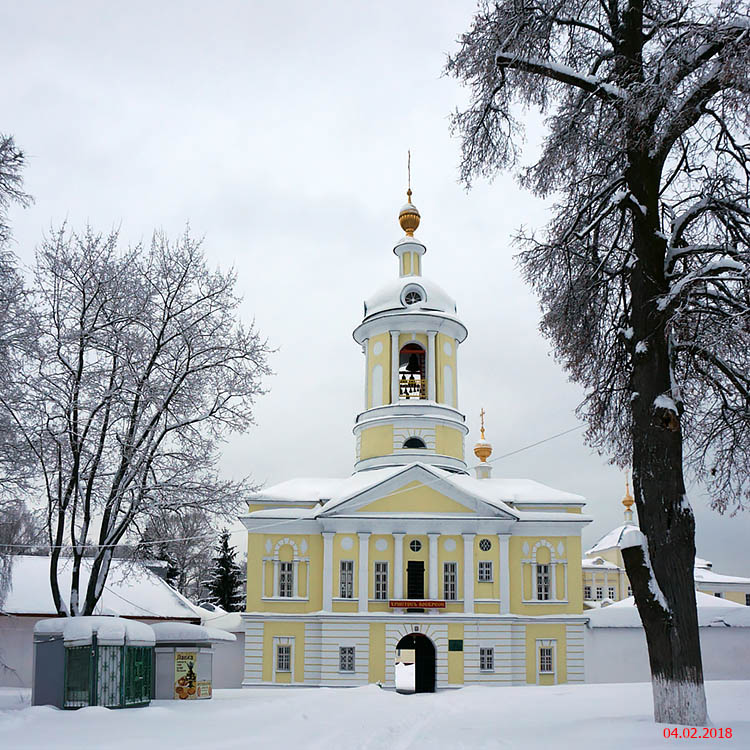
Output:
left=473, top=408, right=493, bottom=463
left=622, top=478, right=635, bottom=510
left=399, top=188, right=421, bottom=236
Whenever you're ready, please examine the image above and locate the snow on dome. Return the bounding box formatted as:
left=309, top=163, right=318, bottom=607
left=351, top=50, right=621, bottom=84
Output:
left=364, top=276, right=458, bottom=318
left=150, top=621, right=236, bottom=643
left=585, top=523, right=639, bottom=555
left=34, top=616, right=156, bottom=646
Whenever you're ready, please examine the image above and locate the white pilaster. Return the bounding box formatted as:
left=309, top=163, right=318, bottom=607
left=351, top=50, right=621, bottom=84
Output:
left=363, top=337, right=369, bottom=409
left=453, top=339, right=459, bottom=408
left=427, top=330, right=437, bottom=401
left=462, top=533, right=475, bottom=612
left=393, top=532, right=405, bottom=599
left=428, top=533, right=440, bottom=600
left=550, top=562, right=557, bottom=601
left=390, top=331, right=400, bottom=404
left=532, top=563, right=537, bottom=600
left=293, top=559, right=300, bottom=598
left=273, top=559, right=280, bottom=598
left=358, top=532, right=370, bottom=612
left=322, top=532, right=335, bottom=611
left=498, top=534, right=510, bottom=614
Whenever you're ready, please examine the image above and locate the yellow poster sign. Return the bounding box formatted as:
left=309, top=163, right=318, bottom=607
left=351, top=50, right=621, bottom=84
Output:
left=174, top=651, right=198, bottom=700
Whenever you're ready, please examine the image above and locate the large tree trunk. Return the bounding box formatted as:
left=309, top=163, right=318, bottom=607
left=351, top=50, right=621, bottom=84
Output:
left=625, top=164, right=707, bottom=725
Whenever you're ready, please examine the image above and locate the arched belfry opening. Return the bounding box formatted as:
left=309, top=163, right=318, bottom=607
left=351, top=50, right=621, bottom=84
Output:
left=395, top=633, right=436, bottom=693
left=399, top=344, right=426, bottom=400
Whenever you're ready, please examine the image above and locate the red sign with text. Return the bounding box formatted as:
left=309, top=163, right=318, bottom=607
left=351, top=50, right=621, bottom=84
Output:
left=388, top=600, right=446, bottom=608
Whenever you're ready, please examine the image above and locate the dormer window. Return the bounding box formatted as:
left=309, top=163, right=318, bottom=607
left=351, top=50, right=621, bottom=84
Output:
left=400, top=283, right=426, bottom=307
left=403, top=437, right=426, bottom=449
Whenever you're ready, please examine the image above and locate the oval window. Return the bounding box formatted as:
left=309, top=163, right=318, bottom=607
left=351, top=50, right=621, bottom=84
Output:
left=479, top=538, right=492, bottom=552
left=404, top=291, right=422, bottom=305
left=409, top=539, right=422, bottom=552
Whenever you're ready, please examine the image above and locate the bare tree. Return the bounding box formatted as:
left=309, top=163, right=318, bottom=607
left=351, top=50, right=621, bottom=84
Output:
left=447, top=0, right=750, bottom=724
left=3, top=225, right=270, bottom=617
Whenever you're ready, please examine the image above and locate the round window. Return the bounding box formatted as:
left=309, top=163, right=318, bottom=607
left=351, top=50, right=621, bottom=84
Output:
left=404, top=291, right=422, bottom=305
left=479, top=538, right=492, bottom=552
left=409, top=539, right=422, bottom=552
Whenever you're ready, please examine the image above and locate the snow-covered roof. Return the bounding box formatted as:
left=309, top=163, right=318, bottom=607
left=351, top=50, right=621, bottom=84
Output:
left=363, top=275, right=458, bottom=318
left=1, top=555, right=200, bottom=620
left=199, top=609, right=244, bottom=633
left=587, top=591, right=750, bottom=628
left=34, top=616, right=156, bottom=646
left=150, top=622, right=236, bottom=644
left=694, top=557, right=713, bottom=570
left=694, top=568, right=750, bottom=585
left=586, top=524, right=639, bottom=555
left=582, top=556, right=621, bottom=570
left=246, top=464, right=587, bottom=524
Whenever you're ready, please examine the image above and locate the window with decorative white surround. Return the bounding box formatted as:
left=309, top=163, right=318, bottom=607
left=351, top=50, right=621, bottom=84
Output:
left=444, top=561, right=457, bottom=600
left=608, top=586, right=616, bottom=600
left=339, top=646, right=355, bottom=672
left=584, top=585, right=592, bottom=600
left=279, top=562, right=293, bottom=598
left=539, top=646, right=553, bottom=673
left=277, top=645, right=291, bottom=672
left=521, top=540, right=568, bottom=603
left=596, top=586, right=603, bottom=600
left=536, top=638, right=557, bottom=684
left=374, top=561, right=388, bottom=600
left=477, top=560, right=493, bottom=583
left=340, top=560, right=354, bottom=598
left=479, top=647, right=494, bottom=672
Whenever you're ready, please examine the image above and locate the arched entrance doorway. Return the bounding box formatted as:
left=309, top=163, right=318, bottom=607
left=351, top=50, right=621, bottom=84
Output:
left=395, top=633, right=436, bottom=693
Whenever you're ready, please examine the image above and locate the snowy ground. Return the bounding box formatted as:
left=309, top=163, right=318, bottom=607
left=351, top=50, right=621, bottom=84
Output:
left=1, top=682, right=747, bottom=749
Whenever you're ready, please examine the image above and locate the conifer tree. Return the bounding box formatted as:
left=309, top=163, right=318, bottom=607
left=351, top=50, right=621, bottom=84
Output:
left=204, top=529, right=244, bottom=612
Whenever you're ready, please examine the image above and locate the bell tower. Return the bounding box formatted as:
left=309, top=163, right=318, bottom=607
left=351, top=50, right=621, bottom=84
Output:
left=352, top=188, right=469, bottom=473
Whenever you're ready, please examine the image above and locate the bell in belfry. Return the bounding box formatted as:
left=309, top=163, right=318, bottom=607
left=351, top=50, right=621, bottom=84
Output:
left=406, top=353, right=420, bottom=373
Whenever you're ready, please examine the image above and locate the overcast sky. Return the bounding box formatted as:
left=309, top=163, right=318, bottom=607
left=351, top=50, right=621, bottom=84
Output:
left=5, top=1, right=750, bottom=573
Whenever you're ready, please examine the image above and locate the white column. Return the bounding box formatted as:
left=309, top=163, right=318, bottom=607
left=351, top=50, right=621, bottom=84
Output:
left=550, top=562, right=557, bottom=601
left=498, top=534, right=510, bottom=614
left=293, top=559, right=300, bottom=598
left=428, top=533, right=440, bottom=600
left=261, top=560, right=267, bottom=598
left=532, top=563, right=537, bottom=601
left=272, top=559, right=280, bottom=598
left=604, top=571, right=609, bottom=599
left=563, top=562, right=568, bottom=601
left=358, top=532, right=370, bottom=612
left=393, top=532, right=405, bottom=599
left=427, top=331, right=437, bottom=401
left=390, top=331, right=400, bottom=404
left=363, top=338, right=370, bottom=409
left=462, top=533, right=475, bottom=613
left=322, top=532, right=335, bottom=611
left=453, top=339, right=459, bottom=408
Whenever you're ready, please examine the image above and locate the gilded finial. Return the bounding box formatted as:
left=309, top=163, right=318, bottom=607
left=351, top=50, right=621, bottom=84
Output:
left=622, top=478, right=634, bottom=510
left=474, top=408, right=493, bottom=463
left=399, top=150, right=420, bottom=236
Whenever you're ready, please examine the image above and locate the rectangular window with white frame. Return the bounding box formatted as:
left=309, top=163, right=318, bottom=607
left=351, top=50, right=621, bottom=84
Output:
left=608, top=586, right=616, bottom=600
left=539, top=646, right=554, bottom=674
left=279, top=562, right=293, bottom=598
left=479, top=647, right=494, bottom=672
left=584, top=585, right=592, bottom=600
left=277, top=645, right=291, bottom=672
left=340, top=560, right=354, bottom=598
left=339, top=646, right=355, bottom=672
left=477, top=560, right=493, bottom=583
left=536, top=564, right=550, bottom=600
left=595, top=586, right=603, bottom=600
left=443, top=561, right=457, bottom=601
left=374, top=561, right=388, bottom=600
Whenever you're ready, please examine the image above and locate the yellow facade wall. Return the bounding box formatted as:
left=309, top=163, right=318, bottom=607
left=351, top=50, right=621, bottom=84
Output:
left=369, top=623, right=386, bottom=682
left=366, top=332, right=391, bottom=408
left=369, top=534, right=395, bottom=604
left=435, top=332, right=458, bottom=407
left=438, top=535, right=464, bottom=601
left=262, top=621, right=305, bottom=683
left=332, top=533, right=360, bottom=605
left=402, top=534, right=428, bottom=597
left=525, top=623, right=567, bottom=685
left=474, top=535, right=500, bottom=601
left=447, top=623, right=464, bottom=684
left=435, top=425, right=464, bottom=460
left=359, top=424, right=394, bottom=460
left=357, top=481, right=474, bottom=515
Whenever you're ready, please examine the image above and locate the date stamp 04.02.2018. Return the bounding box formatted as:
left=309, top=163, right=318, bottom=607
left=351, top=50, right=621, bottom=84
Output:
left=663, top=727, right=733, bottom=740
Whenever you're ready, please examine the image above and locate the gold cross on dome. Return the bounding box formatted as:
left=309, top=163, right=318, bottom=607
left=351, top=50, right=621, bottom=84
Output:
left=480, top=408, right=486, bottom=440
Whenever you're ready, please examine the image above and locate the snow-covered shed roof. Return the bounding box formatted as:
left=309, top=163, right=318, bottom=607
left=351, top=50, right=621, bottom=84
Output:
left=587, top=592, right=750, bottom=628
left=693, top=568, right=750, bottom=585
left=586, top=524, right=639, bottom=555
left=150, top=622, right=236, bottom=644
left=34, top=616, right=156, bottom=646
left=582, top=556, right=621, bottom=570
left=1, top=555, right=200, bottom=620
left=363, top=275, right=458, bottom=318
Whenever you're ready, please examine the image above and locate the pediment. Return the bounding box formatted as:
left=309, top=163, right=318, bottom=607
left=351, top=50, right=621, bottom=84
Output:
left=318, top=463, right=513, bottom=518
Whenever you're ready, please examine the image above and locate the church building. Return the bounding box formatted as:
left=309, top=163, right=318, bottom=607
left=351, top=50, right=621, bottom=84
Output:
left=241, top=190, right=592, bottom=690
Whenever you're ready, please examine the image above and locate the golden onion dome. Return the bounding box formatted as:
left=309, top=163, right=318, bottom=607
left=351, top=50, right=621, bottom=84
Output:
left=399, top=188, right=421, bottom=236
